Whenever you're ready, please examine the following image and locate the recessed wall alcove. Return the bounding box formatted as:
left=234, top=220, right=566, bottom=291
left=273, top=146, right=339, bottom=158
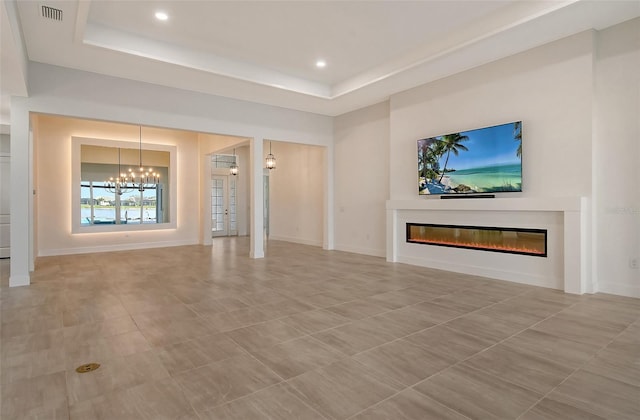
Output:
left=386, top=197, right=590, bottom=294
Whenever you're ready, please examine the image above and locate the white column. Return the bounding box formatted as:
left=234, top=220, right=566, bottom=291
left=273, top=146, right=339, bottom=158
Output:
left=10, top=98, right=31, bottom=286
left=323, top=143, right=334, bottom=250
left=249, top=138, right=264, bottom=258
left=201, top=151, right=212, bottom=246
left=386, top=206, right=398, bottom=262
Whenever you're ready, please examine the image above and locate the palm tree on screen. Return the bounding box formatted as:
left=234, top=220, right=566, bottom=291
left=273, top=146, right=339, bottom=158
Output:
left=438, top=133, right=469, bottom=182
left=514, top=121, right=522, bottom=158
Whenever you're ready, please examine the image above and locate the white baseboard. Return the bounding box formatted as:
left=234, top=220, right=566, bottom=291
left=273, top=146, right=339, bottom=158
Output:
left=268, top=235, right=322, bottom=247
left=597, top=282, right=640, bottom=298
left=9, top=274, right=30, bottom=287
left=38, top=239, right=199, bottom=257
left=397, top=255, right=562, bottom=290
left=334, top=243, right=386, bottom=258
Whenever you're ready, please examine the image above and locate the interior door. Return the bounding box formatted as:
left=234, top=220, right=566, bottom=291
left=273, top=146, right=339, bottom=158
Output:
left=211, top=174, right=238, bottom=238
left=0, top=153, right=9, bottom=258
left=211, top=176, right=229, bottom=237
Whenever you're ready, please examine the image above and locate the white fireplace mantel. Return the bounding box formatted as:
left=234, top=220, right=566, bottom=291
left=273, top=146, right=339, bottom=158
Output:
left=386, top=196, right=590, bottom=294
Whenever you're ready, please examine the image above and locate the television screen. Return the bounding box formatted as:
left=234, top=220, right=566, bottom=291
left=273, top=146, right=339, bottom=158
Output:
left=418, top=121, right=522, bottom=195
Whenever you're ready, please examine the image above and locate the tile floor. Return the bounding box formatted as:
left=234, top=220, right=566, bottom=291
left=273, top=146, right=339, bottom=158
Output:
left=1, top=238, right=639, bottom=419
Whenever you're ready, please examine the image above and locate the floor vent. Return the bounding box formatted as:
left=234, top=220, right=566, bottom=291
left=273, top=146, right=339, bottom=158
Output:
left=41, top=5, right=63, bottom=21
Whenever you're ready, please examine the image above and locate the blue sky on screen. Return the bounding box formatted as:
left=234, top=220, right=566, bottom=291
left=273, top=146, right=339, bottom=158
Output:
left=437, top=122, right=520, bottom=170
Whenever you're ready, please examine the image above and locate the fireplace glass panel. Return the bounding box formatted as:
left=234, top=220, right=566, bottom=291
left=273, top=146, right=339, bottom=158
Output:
left=406, top=223, right=546, bottom=257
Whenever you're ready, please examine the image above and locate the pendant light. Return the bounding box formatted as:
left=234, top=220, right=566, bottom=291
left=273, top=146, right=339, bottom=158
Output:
left=265, top=141, right=276, bottom=170
left=229, top=148, right=239, bottom=176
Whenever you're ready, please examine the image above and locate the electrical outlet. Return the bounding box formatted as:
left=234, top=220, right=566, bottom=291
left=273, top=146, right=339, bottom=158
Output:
left=630, top=258, right=639, bottom=269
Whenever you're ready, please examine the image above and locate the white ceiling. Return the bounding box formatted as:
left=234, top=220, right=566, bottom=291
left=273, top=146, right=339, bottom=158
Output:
left=2, top=0, right=639, bottom=119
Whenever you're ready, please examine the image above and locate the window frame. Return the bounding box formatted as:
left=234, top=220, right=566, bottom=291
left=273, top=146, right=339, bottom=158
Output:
left=71, top=136, right=177, bottom=234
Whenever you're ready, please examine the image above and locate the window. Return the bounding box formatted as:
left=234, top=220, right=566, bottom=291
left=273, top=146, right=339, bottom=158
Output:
left=80, top=182, right=161, bottom=225
left=72, top=138, right=175, bottom=233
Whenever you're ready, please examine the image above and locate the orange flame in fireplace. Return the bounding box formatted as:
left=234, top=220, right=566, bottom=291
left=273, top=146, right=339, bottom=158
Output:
left=410, top=238, right=545, bottom=255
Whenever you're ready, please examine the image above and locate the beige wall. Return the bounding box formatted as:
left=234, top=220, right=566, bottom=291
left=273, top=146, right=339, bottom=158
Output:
left=35, top=115, right=200, bottom=255
left=593, top=18, right=640, bottom=297
left=33, top=114, right=322, bottom=255
left=334, top=102, right=389, bottom=256
left=333, top=31, right=594, bottom=257
left=268, top=141, right=325, bottom=246
left=389, top=30, right=594, bottom=201
left=332, top=20, right=639, bottom=296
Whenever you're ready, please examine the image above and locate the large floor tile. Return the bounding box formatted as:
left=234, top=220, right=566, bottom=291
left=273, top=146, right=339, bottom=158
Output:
left=311, top=318, right=397, bottom=356
left=138, top=316, right=218, bottom=347
left=462, top=344, right=574, bottom=394
left=354, top=339, right=455, bottom=386
left=560, top=300, right=640, bottom=327
left=154, top=332, right=246, bottom=375
left=414, top=365, right=542, bottom=420
left=546, top=369, right=640, bottom=420
left=351, top=388, right=469, bottom=420
left=501, top=328, right=600, bottom=369
left=363, top=289, right=432, bottom=310
left=531, top=312, right=626, bottom=347
left=119, top=290, right=185, bottom=315
left=131, top=304, right=199, bottom=326
left=174, top=354, right=282, bottom=412
left=324, top=299, right=390, bottom=320
left=1, top=371, right=68, bottom=419
left=62, top=296, right=129, bottom=327
left=63, top=316, right=138, bottom=344
left=225, top=319, right=306, bottom=353
left=410, top=300, right=473, bottom=324
left=520, top=398, right=606, bottom=420
left=3, top=239, right=640, bottom=420
left=65, top=330, right=151, bottom=370
left=201, top=307, right=270, bottom=332
left=1, top=328, right=64, bottom=359
left=200, top=383, right=326, bottom=420
left=253, top=335, right=344, bottom=379
left=69, top=377, right=196, bottom=420
left=279, top=308, right=350, bottom=334
left=286, top=358, right=402, bottom=420
left=187, top=296, right=248, bottom=317
left=404, top=324, right=495, bottom=362
left=2, top=346, right=66, bottom=384
left=254, top=298, right=317, bottom=320
left=444, top=312, right=524, bottom=342
left=431, top=289, right=499, bottom=312
left=66, top=349, right=170, bottom=405
left=1, top=305, right=64, bottom=338
left=366, top=306, right=438, bottom=338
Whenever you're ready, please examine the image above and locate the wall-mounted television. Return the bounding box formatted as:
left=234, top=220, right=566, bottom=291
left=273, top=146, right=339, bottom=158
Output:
left=418, top=121, right=522, bottom=195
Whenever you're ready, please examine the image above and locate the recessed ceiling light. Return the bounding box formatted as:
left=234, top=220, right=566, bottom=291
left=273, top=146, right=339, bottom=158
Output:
left=155, top=11, right=169, bottom=21
left=316, top=60, right=326, bottom=68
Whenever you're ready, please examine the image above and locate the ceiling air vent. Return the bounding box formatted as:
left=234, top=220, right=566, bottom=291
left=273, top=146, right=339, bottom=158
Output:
left=41, top=5, right=63, bottom=21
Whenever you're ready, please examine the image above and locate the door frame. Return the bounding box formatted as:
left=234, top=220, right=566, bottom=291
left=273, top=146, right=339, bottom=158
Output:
left=0, top=153, right=10, bottom=258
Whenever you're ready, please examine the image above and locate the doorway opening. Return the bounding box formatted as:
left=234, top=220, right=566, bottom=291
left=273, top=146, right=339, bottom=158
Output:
left=211, top=154, right=238, bottom=237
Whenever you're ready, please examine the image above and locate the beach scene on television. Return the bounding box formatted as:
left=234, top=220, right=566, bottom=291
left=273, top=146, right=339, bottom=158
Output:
left=418, top=121, right=522, bottom=195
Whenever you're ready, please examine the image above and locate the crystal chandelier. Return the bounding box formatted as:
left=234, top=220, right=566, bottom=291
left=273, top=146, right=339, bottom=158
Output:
left=105, top=148, right=134, bottom=196
left=127, top=126, right=160, bottom=191
left=104, top=126, right=159, bottom=195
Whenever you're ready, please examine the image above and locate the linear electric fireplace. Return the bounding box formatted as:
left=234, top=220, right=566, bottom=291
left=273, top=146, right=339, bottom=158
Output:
left=406, top=223, right=547, bottom=257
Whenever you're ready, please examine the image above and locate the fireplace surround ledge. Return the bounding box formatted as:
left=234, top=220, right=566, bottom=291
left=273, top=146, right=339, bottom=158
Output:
left=386, top=197, right=591, bottom=295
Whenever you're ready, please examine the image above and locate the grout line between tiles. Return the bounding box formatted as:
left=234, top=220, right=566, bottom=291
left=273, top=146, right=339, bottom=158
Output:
left=335, top=287, right=542, bottom=419
left=514, top=319, right=640, bottom=420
